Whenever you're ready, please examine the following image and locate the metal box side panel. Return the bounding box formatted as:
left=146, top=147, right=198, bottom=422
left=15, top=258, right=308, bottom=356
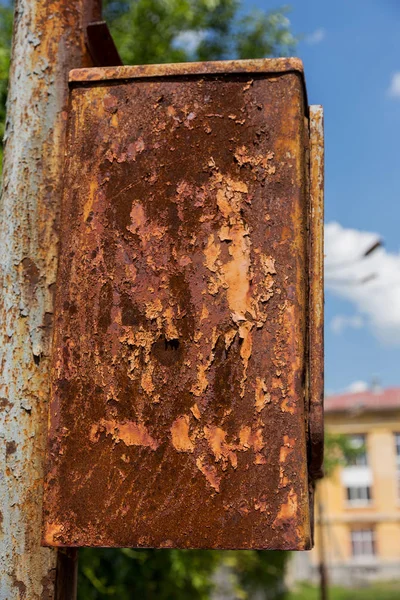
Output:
left=43, top=71, right=311, bottom=549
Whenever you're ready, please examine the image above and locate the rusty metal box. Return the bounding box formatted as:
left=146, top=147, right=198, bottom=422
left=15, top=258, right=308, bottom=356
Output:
left=43, top=58, right=324, bottom=550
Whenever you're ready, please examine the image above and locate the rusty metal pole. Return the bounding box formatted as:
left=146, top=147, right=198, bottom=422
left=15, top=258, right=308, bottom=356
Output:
left=0, top=1, right=101, bottom=598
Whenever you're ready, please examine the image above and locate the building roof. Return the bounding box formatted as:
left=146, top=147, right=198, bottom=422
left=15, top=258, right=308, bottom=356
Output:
left=325, top=387, right=400, bottom=413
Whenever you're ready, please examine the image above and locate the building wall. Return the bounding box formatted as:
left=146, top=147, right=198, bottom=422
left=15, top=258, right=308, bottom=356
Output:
left=296, top=408, right=400, bottom=586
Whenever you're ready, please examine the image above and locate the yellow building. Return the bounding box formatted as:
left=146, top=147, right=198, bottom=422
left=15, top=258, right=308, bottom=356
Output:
left=294, top=386, right=400, bottom=585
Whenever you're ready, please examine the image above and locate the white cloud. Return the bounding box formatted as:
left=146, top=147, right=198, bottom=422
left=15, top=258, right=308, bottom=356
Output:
left=325, top=222, right=400, bottom=345
left=388, top=72, right=400, bottom=99
left=346, top=380, right=369, bottom=394
left=306, top=28, right=326, bottom=45
left=330, top=314, right=364, bottom=334
left=173, top=30, right=207, bottom=54
left=326, top=380, right=369, bottom=397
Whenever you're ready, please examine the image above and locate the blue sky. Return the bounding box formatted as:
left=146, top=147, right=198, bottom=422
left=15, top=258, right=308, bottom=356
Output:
left=245, top=0, right=400, bottom=393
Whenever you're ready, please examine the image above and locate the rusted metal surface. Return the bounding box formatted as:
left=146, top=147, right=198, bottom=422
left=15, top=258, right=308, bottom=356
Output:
left=69, top=57, right=305, bottom=82
left=43, top=59, right=322, bottom=550
left=0, top=1, right=100, bottom=598
left=308, top=106, right=324, bottom=480
left=86, top=21, right=123, bottom=67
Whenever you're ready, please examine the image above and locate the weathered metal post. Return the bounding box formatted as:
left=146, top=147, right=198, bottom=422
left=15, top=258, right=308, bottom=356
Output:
left=0, top=1, right=101, bottom=598
left=317, top=498, right=329, bottom=600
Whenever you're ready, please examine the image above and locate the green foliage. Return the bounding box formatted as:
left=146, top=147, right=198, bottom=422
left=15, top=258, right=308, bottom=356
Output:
left=0, top=1, right=12, bottom=169
left=78, top=548, right=221, bottom=599
left=287, top=582, right=400, bottom=600
left=78, top=548, right=289, bottom=599
left=0, top=0, right=297, bottom=597
left=225, top=550, right=288, bottom=599
left=323, top=433, right=366, bottom=478
left=103, top=0, right=296, bottom=65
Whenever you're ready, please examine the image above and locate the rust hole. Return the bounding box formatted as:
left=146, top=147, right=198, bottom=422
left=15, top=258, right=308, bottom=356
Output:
left=33, top=353, right=41, bottom=366
left=165, top=338, right=180, bottom=351
left=152, top=336, right=182, bottom=366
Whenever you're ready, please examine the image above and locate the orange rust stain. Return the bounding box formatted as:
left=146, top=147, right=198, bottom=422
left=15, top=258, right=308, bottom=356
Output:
left=200, top=305, right=209, bottom=322
left=144, top=298, right=163, bottom=320
left=204, top=426, right=237, bottom=469
left=223, top=229, right=252, bottom=316
left=191, top=364, right=209, bottom=397
left=254, top=453, right=267, bottom=465
left=171, top=415, right=194, bottom=452
left=238, top=321, right=254, bottom=394
left=254, top=498, right=268, bottom=512
left=196, top=457, right=221, bottom=492
left=260, top=254, right=276, bottom=275
left=204, top=234, right=221, bottom=273
left=255, top=377, right=270, bottom=413
left=141, top=364, right=155, bottom=394
left=238, top=426, right=265, bottom=453
left=274, top=488, right=298, bottom=524
left=90, top=419, right=159, bottom=450
left=234, top=146, right=276, bottom=175
left=43, top=521, right=63, bottom=546
left=279, top=435, right=295, bottom=487
left=279, top=435, right=295, bottom=463
left=110, top=113, right=119, bottom=128
left=190, top=403, right=201, bottom=420
left=250, top=429, right=265, bottom=453
left=164, top=306, right=179, bottom=340
left=127, top=200, right=167, bottom=247
left=127, top=201, right=146, bottom=234
left=224, top=328, right=237, bottom=350
left=239, top=426, right=252, bottom=449
left=83, top=180, right=98, bottom=222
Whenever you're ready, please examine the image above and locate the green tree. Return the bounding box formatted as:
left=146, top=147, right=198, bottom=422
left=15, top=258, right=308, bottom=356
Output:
left=0, top=1, right=12, bottom=169
left=103, top=0, right=296, bottom=65
left=323, top=432, right=366, bottom=477
left=0, top=1, right=297, bottom=597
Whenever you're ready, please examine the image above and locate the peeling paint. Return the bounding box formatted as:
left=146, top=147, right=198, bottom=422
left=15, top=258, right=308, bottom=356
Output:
left=255, top=377, right=271, bottom=412
left=171, top=415, right=194, bottom=452
left=90, top=418, right=159, bottom=450
left=273, top=487, right=298, bottom=524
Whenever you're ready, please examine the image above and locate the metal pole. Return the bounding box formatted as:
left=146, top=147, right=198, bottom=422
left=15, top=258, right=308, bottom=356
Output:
left=317, top=496, right=329, bottom=600
left=0, top=1, right=101, bottom=598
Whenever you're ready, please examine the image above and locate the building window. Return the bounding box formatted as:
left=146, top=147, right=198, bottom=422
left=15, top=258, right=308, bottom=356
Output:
left=395, top=433, right=400, bottom=463
left=351, top=528, right=376, bottom=558
left=345, top=434, right=367, bottom=466
left=346, top=485, right=371, bottom=504
left=395, top=433, right=400, bottom=498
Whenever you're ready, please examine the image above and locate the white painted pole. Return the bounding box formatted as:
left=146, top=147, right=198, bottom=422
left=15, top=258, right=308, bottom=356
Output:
left=0, top=1, right=100, bottom=598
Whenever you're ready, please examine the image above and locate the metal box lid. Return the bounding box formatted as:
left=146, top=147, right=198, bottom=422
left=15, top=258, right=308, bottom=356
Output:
left=43, top=58, right=323, bottom=550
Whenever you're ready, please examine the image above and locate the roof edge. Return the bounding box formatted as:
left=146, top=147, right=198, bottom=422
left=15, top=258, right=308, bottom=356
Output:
left=325, top=405, right=400, bottom=414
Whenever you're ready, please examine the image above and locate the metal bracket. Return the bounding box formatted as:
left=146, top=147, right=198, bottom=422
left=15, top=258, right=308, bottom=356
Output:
left=308, top=105, right=325, bottom=481
left=86, top=21, right=123, bottom=67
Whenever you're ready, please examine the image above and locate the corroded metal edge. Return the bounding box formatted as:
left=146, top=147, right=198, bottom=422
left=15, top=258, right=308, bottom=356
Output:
left=69, top=57, right=304, bottom=83
left=308, top=105, right=324, bottom=480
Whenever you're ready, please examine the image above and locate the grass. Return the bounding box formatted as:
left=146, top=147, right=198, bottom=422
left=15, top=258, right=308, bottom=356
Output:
left=287, top=581, right=400, bottom=600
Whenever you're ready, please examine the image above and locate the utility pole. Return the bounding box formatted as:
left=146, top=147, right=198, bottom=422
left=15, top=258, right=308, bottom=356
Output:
left=317, top=494, right=329, bottom=600
left=0, top=1, right=101, bottom=598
